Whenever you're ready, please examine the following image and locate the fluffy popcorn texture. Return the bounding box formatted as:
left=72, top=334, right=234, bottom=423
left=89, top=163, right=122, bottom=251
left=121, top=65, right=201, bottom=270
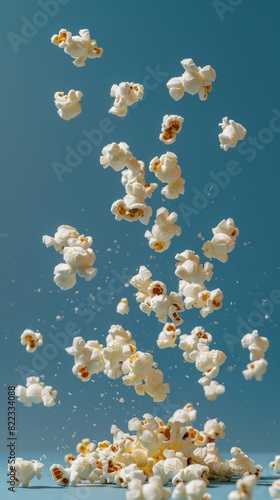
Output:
left=157, top=323, right=181, bottom=349
left=228, top=474, right=257, bottom=499
left=115, top=463, right=146, bottom=487
left=42, top=225, right=80, bottom=253
left=167, top=58, right=216, bottom=102
left=241, top=330, right=269, bottom=361
left=179, top=281, right=223, bottom=318
left=149, top=152, right=185, bottom=198
left=54, top=90, right=83, bottom=120
left=159, top=115, right=184, bottom=145
left=8, top=458, right=44, bottom=487
left=218, top=117, right=247, bottom=151
left=117, top=298, right=130, bottom=315
left=172, top=464, right=210, bottom=486
left=172, top=479, right=212, bottom=499
left=111, top=194, right=152, bottom=225
left=145, top=207, right=182, bottom=252
left=126, top=475, right=171, bottom=500
left=66, top=336, right=105, bottom=382
left=269, top=479, right=280, bottom=499
left=51, top=28, right=103, bottom=66
left=228, top=447, right=263, bottom=478
left=202, top=381, right=225, bottom=401
left=20, top=329, right=43, bottom=352
left=179, top=326, right=213, bottom=363
left=242, top=358, right=268, bottom=381
left=204, top=419, right=225, bottom=441
left=15, top=376, right=57, bottom=407
left=175, top=250, right=213, bottom=284
left=270, top=456, right=280, bottom=474
left=202, top=218, right=239, bottom=263
left=100, top=142, right=141, bottom=174
left=109, top=82, right=144, bottom=117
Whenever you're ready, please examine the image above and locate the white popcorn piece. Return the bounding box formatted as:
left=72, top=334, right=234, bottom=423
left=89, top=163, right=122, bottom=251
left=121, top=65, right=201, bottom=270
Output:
left=130, top=265, right=153, bottom=302
left=126, top=476, right=171, bottom=500
left=153, top=450, right=187, bottom=485
left=198, top=288, right=224, bottom=318
left=269, top=479, right=280, bottom=498
left=169, top=403, right=197, bottom=425
left=228, top=474, right=257, bottom=499
left=149, top=152, right=182, bottom=184
left=8, top=457, right=44, bottom=487
left=175, top=250, right=213, bottom=284
left=20, top=329, right=43, bottom=352
left=161, top=178, right=185, bottom=199
left=201, top=380, right=226, bottom=401
left=172, top=478, right=212, bottom=499
left=218, top=117, right=247, bottom=151
left=157, top=323, right=181, bottom=349
left=111, top=194, right=152, bottom=225
left=42, top=224, right=79, bottom=253
left=241, top=330, right=269, bottom=361
left=145, top=207, right=182, bottom=252
left=76, top=438, right=96, bottom=455
left=100, top=142, right=141, bottom=174
left=192, top=346, right=227, bottom=378
left=270, top=456, right=280, bottom=474
left=15, top=376, right=57, bottom=407
left=179, top=326, right=213, bottom=363
left=204, top=419, right=225, bottom=441
left=54, top=90, right=83, bottom=120
left=167, top=58, right=216, bottom=102
left=109, top=82, right=144, bottom=117
left=159, top=114, right=184, bottom=145
left=172, top=464, right=209, bottom=486
left=228, top=447, right=262, bottom=478
left=242, top=358, right=268, bottom=381
left=202, top=218, right=239, bottom=263
left=115, top=463, right=146, bottom=487
left=135, top=368, right=170, bottom=402
left=66, top=337, right=105, bottom=382
left=51, top=28, right=103, bottom=67
left=117, top=298, right=130, bottom=315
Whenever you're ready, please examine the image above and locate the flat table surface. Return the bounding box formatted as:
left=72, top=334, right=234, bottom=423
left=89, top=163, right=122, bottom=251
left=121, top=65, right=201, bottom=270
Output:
left=1, top=452, right=278, bottom=500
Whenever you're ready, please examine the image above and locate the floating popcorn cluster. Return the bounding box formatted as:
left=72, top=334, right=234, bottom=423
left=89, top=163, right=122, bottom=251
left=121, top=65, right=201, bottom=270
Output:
left=179, top=281, right=224, bottom=318
left=15, top=376, right=57, bottom=407
left=8, top=458, right=44, bottom=487
left=54, top=89, right=83, bottom=120
left=149, top=152, right=185, bottom=199
left=242, top=329, right=269, bottom=381
left=202, top=218, right=239, bottom=263
left=166, top=58, right=216, bottom=101
left=20, top=329, right=43, bottom=352
left=159, top=115, right=184, bottom=145
left=218, top=117, right=247, bottom=151
left=51, top=28, right=103, bottom=67
left=42, top=225, right=97, bottom=290
left=109, top=82, right=144, bottom=117
left=145, top=207, right=181, bottom=252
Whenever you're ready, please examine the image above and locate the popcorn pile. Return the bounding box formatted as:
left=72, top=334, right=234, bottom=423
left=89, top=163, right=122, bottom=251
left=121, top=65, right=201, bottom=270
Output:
left=218, top=117, right=247, bottom=151
left=54, top=89, right=83, bottom=121
left=15, top=376, right=57, bottom=407
left=159, top=114, right=184, bottom=145
left=202, top=218, right=239, bottom=263
left=42, top=225, right=98, bottom=290
left=166, top=58, right=216, bottom=102
left=20, top=328, right=43, bottom=352
left=109, top=82, right=144, bottom=117
left=51, top=28, right=103, bottom=67
left=65, top=324, right=170, bottom=402
left=241, top=329, right=269, bottom=381
left=145, top=207, right=182, bottom=252
left=149, top=152, right=185, bottom=199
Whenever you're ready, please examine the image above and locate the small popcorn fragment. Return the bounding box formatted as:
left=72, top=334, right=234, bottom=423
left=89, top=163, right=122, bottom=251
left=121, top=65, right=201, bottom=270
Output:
left=175, top=250, right=213, bottom=285
left=166, top=58, right=216, bottom=102
left=157, top=323, right=181, bottom=349
left=20, top=329, right=43, bottom=352
left=126, top=475, right=171, bottom=500
left=202, top=218, right=239, bottom=263
left=54, top=90, right=83, bottom=121
left=100, top=142, right=141, bottom=174
left=159, top=114, right=184, bottom=145
left=241, top=329, right=269, bottom=361
left=201, top=380, right=225, bottom=401
left=149, top=152, right=185, bottom=199
left=145, top=207, right=181, bottom=252
left=269, top=479, right=280, bottom=498
left=242, top=358, right=268, bottom=381
left=270, top=456, right=280, bottom=474
left=8, top=457, right=44, bottom=487
left=228, top=472, right=257, bottom=499
left=109, top=82, right=144, bottom=117
left=117, top=298, right=130, bottom=315
left=51, top=28, right=103, bottom=67
left=218, top=117, right=247, bottom=151
left=171, top=478, right=212, bottom=499
left=15, top=376, right=57, bottom=407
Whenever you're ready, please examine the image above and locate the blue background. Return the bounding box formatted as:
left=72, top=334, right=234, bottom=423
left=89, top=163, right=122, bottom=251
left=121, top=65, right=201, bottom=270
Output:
left=1, top=2, right=280, bottom=494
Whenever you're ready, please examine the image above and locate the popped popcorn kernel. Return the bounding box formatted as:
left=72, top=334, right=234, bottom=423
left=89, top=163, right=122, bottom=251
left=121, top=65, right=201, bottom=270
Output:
left=270, top=456, right=280, bottom=474
left=8, top=458, right=44, bottom=488
left=160, top=115, right=184, bottom=145
left=20, top=329, right=43, bottom=352
left=109, top=82, right=144, bottom=117
left=15, top=376, right=57, bottom=407
left=218, top=117, right=247, bottom=151
left=167, top=58, right=216, bottom=102
left=51, top=28, right=103, bottom=67
left=117, top=298, right=130, bottom=315
left=202, top=218, right=239, bottom=263
left=269, top=479, right=280, bottom=498
left=145, top=207, right=181, bottom=252
left=54, top=90, right=83, bottom=120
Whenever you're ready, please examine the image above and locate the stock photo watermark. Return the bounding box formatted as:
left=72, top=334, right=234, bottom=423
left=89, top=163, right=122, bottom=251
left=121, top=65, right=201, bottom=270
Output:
left=7, top=0, right=71, bottom=54
left=213, top=0, right=244, bottom=22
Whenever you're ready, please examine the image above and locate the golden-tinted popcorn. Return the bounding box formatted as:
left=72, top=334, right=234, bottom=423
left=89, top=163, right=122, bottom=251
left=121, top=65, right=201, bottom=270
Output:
left=15, top=376, right=57, bottom=407
left=145, top=208, right=182, bottom=252
left=228, top=447, right=262, bottom=478
left=117, top=298, right=130, bottom=315
left=218, top=117, right=247, bottom=151
left=8, top=458, right=44, bottom=487
left=66, top=337, right=105, bottom=382
left=54, top=90, right=83, bottom=120
left=20, top=329, right=43, bottom=352
left=157, top=323, right=181, bottom=349
left=167, top=58, right=216, bottom=102
left=202, top=218, right=239, bottom=263
left=109, top=82, right=144, bottom=117
left=179, top=327, right=213, bottom=363
left=111, top=195, right=152, bottom=225
left=160, top=115, right=184, bottom=145
left=51, top=28, right=103, bottom=66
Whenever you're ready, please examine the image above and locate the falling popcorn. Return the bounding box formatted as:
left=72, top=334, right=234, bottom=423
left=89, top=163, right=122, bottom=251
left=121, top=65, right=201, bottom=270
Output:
left=218, top=117, right=247, bottom=151
left=117, top=298, right=130, bottom=315
left=159, top=114, right=184, bottom=145
left=201, top=380, right=225, bottom=402
left=241, top=329, right=269, bottom=361
left=157, top=323, right=181, bottom=349
left=202, top=218, right=239, bottom=263
left=111, top=194, right=153, bottom=225
left=100, top=142, right=141, bottom=174
left=42, top=225, right=79, bottom=253
left=54, top=90, right=83, bottom=121
left=15, top=376, right=57, bottom=407
left=228, top=447, right=263, bottom=478
left=8, top=457, right=44, bottom=487
left=242, top=358, right=268, bottom=381
left=270, top=456, right=280, bottom=474
left=179, top=280, right=224, bottom=318
left=175, top=250, right=213, bottom=284
left=166, top=58, right=216, bottom=101
left=179, top=326, right=213, bottom=362
left=109, top=82, right=144, bottom=117
left=20, top=329, right=43, bottom=352
left=51, top=28, right=103, bottom=67
left=149, top=152, right=185, bottom=199
left=145, top=207, right=182, bottom=252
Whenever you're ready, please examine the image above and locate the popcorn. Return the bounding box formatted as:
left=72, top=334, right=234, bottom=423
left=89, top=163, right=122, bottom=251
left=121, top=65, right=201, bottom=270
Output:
left=171, top=479, right=212, bottom=499
left=130, top=265, right=153, bottom=303
left=175, top=250, right=213, bottom=284
left=149, top=152, right=182, bottom=184
left=242, top=358, right=268, bottom=381
left=169, top=403, right=197, bottom=425
left=269, top=479, right=280, bottom=498
left=135, top=368, right=171, bottom=402
left=179, top=281, right=223, bottom=318
left=203, top=419, right=225, bottom=441
left=66, top=337, right=105, bottom=382
left=145, top=207, right=182, bottom=252
left=172, top=464, right=209, bottom=486
left=218, top=117, right=247, bottom=151
left=115, top=463, right=146, bottom=487
left=20, top=329, right=43, bottom=352
left=117, top=298, right=130, bottom=315
left=51, top=28, right=103, bottom=66
left=42, top=224, right=79, bottom=253
left=228, top=447, right=262, bottom=478
left=8, top=457, right=44, bottom=487
left=201, top=381, right=225, bottom=401
left=15, top=376, right=57, bottom=407
left=270, top=456, right=280, bottom=474
left=241, top=330, right=269, bottom=361
left=109, top=82, right=144, bottom=117
left=153, top=450, right=187, bottom=485
left=160, top=115, right=184, bottom=145
left=126, top=475, right=171, bottom=500
left=191, top=345, right=227, bottom=379
left=228, top=474, right=257, bottom=499
left=100, top=142, right=141, bottom=174
left=179, top=327, right=213, bottom=363
left=167, top=58, right=216, bottom=102
left=157, top=323, right=181, bottom=349
left=54, top=90, right=83, bottom=120
left=202, top=218, right=239, bottom=263
left=111, top=195, right=152, bottom=225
